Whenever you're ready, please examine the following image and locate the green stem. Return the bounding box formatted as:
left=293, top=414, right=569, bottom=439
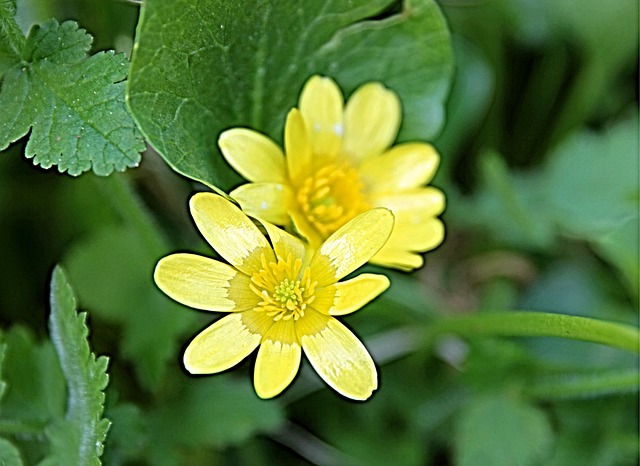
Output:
left=434, top=312, right=640, bottom=353
left=526, top=368, right=639, bottom=400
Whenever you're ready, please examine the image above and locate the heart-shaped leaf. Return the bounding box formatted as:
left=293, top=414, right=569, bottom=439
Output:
left=128, top=0, right=453, bottom=189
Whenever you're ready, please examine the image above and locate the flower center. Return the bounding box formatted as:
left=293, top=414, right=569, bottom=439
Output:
left=273, top=278, right=302, bottom=309
left=250, top=253, right=317, bottom=321
left=296, top=163, right=370, bottom=239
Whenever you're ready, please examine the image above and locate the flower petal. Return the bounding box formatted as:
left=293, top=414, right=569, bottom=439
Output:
left=256, top=218, right=308, bottom=265
left=369, top=247, right=424, bottom=271
left=387, top=216, right=445, bottom=252
left=219, top=128, right=285, bottom=182
left=299, top=75, right=344, bottom=160
left=309, top=208, right=394, bottom=285
left=190, top=193, right=275, bottom=275
left=371, top=187, right=446, bottom=218
left=342, top=83, right=401, bottom=163
left=154, top=253, right=258, bottom=312
left=184, top=311, right=271, bottom=374
left=285, top=109, right=312, bottom=183
left=230, top=182, right=291, bottom=225
left=254, top=319, right=301, bottom=399
left=313, top=273, right=390, bottom=316
left=290, top=209, right=323, bottom=248
left=370, top=217, right=445, bottom=271
left=298, top=309, right=377, bottom=400
left=360, top=143, right=440, bottom=193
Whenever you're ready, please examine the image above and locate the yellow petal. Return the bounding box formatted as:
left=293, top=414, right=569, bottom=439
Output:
left=290, top=209, right=323, bottom=248
left=184, top=312, right=270, bottom=374
left=388, top=216, right=445, bottom=252
left=190, top=193, right=275, bottom=275
left=372, top=187, right=445, bottom=218
left=255, top=218, right=307, bottom=265
left=342, top=83, right=400, bottom=163
left=360, top=143, right=440, bottom=193
left=219, top=128, right=285, bottom=182
left=369, top=247, right=424, bottom=271
left=314, top=273, right=390, bottom=316
left=309, top=208, right=394, bottom=285
left=298, top=309, right=377, bottom=400
left=154, top=253, right=257, bottom=312
left=230, top=182, right=291, bottom=225
left=284, top=109, right=312, bottom=183
left=299, top=75, right=344, bottom=159
left=254, top=319, right=301, bottom=399
left=370, top=217, right=445, bottom=271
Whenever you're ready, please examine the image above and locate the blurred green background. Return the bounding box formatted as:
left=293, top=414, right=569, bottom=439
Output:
left=0, top=0, right=638, bottom=465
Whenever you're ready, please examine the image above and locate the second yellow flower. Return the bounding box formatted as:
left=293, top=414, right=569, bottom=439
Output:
left=219, top=75, right=446, bottom=271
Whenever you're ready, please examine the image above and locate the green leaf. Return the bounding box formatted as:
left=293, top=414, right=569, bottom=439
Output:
left=310, top=0, right=452, bottom=141
left=478, top=151, right=555, bottom=248
left=59, top=174, right=198, bottom=390
left=0, top=0, right=24, bottom=74
left=456, top=394, right=553, bottom=466
left=0, top=333, right=22, bottom=465
left=545, top=400, right=638, bottom=466
left=128, top=0, right=452, bottom=189
left=0, top=437, right=22, bottom=466
left=1, top=327, right=65, bottom=422
left=37, top=422, right=79, bottom=466
left=543, top=114, right=639, bottom=296
left=509, top=0, right=638, bottom=142
left=0, top=327, right=65, bottom=463
left=0, top=19, right=144, bottom=176
left=449, top=150, right=555, bottom=250
left=101, top=403, right=147, bottom=464
left=63, top=224, right=198, bottom=389
left=452, top=114, right=638, bottom=293
left=148, top=377, right=284, bottom=451
left=103, top=377, right=284, bottom=465
left=46, top=265, right=110, bottom=466
left=591, top=215, right=639, bottom=298
left=544, top=114, right=638, bottom=238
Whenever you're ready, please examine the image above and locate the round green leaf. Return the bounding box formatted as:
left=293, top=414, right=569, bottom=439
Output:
left=127, top=0, right=453, bottom=189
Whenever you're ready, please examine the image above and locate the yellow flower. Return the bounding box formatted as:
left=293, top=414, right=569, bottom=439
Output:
left=219, top=75, right=445, bottom=271
left=154, top=193, right=393, bottom=400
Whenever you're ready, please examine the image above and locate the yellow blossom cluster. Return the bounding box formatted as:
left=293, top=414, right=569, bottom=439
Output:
left=154, top=75, right=445, bottom=400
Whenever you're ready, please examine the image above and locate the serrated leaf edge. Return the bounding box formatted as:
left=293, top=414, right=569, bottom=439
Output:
left=48, top=265, right=111, bottom=465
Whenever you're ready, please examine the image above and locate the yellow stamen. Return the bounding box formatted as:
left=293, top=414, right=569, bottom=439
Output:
left=296, top=163, right=369, bottom=238
left=251, top=253, right=317, bottom=322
